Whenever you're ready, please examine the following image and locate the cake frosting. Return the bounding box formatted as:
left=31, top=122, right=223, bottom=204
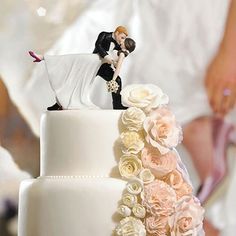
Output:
left=18, top=110, right=126, bottom=236
left=40, top=110, right=123, bottom=176
left=19, top=177, right=126, bottom=236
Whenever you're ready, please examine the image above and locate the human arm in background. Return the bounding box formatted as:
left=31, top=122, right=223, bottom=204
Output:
left=205, top=0, right=236, bottom=116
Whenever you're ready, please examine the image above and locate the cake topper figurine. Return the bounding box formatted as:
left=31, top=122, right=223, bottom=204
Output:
left=29, top=26, right=136, bottom=110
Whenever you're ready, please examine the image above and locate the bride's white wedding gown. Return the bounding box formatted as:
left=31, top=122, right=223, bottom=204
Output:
left=44, top=49, right=119, bottom=109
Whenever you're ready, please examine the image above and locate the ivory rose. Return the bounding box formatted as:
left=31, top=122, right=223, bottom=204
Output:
left=126, top=178, right=143, bottom=195
left=139, top=168, right=155, bottom=184
left=168, top=196, right=205, bottom=236
left=141, top=146, right=177, bottom=177
left=120, top=131, right=144, bottom=154
left=143, top=107, right=183, bottom=154
left=132, top=203, right=146, bottom=218
left=121, top=84, right=169, bottom=111
left=116, top=216, right=146, bottom=236
left=122, top=107, right=146, bottom=131
left=119, top=154, right=142, bottom=179
left=117, top=205, right=132, bottom=217
left=122, top=193, right=138, bottom=208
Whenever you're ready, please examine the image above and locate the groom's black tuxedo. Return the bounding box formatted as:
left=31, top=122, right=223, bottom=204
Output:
left=93, top=31, right=126, bottom=109
left=93, top=32, right=121, bottom=58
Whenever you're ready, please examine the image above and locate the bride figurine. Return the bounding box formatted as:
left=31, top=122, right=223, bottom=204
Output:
left=29, top=26, right=136, bottom=110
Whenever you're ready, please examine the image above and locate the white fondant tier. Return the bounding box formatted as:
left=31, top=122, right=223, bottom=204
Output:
left=18, top=177, right=126, bottom=236
left=40, top=110, right=123, bottom=176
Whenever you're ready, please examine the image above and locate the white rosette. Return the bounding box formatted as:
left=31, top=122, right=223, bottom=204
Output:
left=139, top=168, right=155, bottom=184
left=126, top=178, right=143, bottom=195
left=121, top=84, right=169, bottom=112
left=117, top=204, right=132, bottom=217
left=120, top=131, right=144, bottom=155
left=122, top=193, right=138, bottom=208
left=132, top=203, right=146, bottom=219
left=122, top=107, right=146, bottom=131
left=116, top=216, right=146, bottom=236
left=119, top=154, right=142, bottom=179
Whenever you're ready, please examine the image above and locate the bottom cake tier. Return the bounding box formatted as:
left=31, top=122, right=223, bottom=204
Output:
left=18, top=177, right=126, bottom=236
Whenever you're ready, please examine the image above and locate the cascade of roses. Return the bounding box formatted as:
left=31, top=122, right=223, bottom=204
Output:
left=115, top=84, right=205, bottom=236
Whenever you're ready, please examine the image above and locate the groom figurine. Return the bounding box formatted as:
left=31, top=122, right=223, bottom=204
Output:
left=93, top=26, right=128, bottom=109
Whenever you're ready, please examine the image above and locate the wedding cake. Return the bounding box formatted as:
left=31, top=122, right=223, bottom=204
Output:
left=18, top=84, right=205, bottom=236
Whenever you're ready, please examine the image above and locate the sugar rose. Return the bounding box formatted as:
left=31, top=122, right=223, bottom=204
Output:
left=132, top=203, right=146, bottom=218
left=145, top=216, right=169, bottom=236
left=168, top=196, right=205, bottom=236
left=175, top=182, right=193, bottom=199
left=121, top=84, right=169, bottom=111
left=126, top=178, right=143, bottom=195
left=141, top=146, right=177, bottom=178
left=139, top=168, right=155, bottom=184
left=122, top=107, right=146, bottom=131
left=117, top=205, right=132, bottom=217
left=143, top=107, right=183, bottom=154
left=163, top=170, right=193, bottom=199
left=141, top=180, right=176, bottom=216
left=116, top=216, right=146, bottom=236
left=120, top=131, right=144, bottom=154
left=119, top=154, right=142, bottom=179
left=163, top=170, right=184, bottom=189
left=122, top=193, right=138, bottom=208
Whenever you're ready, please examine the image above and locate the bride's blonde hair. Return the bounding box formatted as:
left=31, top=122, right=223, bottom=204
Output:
left=114, top=26, right=128, bottom=36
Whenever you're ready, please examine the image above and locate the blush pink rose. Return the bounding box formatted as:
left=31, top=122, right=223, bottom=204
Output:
left=163, top=170, right=193, bottom=199
left=141, top=146, right=177, bottom=178
left=143, top=107, right=183, bottom=154
left=145, top=216, right=169, bottom=236
left=168, top=196, right=205, bottom=236
left=141, top=180, right=177, bottom=216
left=175, top=182, right=193, bottom=199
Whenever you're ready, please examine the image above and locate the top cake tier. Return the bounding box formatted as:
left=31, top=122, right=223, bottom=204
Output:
left=40, top=110, right=123, bottom=177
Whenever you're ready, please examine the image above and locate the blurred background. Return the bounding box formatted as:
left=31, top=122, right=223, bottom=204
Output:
left=0, top=0, right=236, bottom=235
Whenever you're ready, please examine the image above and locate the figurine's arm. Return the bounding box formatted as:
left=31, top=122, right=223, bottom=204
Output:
left=112, top=53, right=125, bottom=81
left=95, top=32, right=109, bottom=58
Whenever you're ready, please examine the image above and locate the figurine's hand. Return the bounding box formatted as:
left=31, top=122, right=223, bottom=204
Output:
left=104, top=55, right=113, bottom=64
left=113, top=61, right=117, bottom=68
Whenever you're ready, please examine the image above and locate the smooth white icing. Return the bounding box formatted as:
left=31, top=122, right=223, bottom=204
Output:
left=40, top=110, right=123, bottom=176
left=19, top=110, right=128, bottom=236
left=18, top=178, right=126, bottom=236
